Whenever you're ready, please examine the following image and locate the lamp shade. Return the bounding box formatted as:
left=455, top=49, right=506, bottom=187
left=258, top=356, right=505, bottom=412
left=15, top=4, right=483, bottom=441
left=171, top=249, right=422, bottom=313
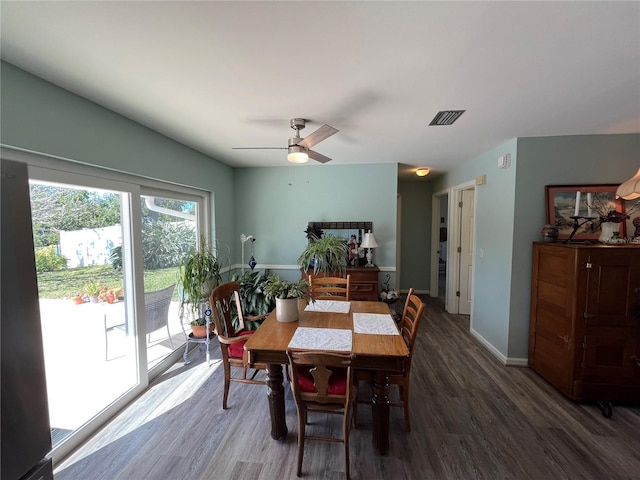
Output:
left=416, top=168, right=430, bottom=177
left=616, top=168, right=640, bottom=200
left=287, top=146, right=309, bottom=164
left=360, top=230, right=378, bottom=248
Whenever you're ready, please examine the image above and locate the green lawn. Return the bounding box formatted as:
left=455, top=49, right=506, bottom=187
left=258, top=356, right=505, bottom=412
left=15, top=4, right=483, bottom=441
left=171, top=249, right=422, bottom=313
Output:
left=37, top=264, right=181, bottom=299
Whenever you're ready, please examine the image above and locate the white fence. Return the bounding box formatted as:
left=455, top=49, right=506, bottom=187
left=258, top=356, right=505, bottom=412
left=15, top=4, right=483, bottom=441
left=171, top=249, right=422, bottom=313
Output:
left=59, top=225, right=121, bottom=268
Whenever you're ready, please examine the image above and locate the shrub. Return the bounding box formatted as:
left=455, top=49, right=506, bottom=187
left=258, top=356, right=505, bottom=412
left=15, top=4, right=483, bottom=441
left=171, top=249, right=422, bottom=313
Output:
left=35, top=245, right=68, bottom=272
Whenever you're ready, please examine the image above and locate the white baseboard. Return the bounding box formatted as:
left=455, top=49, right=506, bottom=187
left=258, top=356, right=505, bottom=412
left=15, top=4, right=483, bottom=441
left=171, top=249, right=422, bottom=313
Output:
left=470, top=327, right=528, bottom=367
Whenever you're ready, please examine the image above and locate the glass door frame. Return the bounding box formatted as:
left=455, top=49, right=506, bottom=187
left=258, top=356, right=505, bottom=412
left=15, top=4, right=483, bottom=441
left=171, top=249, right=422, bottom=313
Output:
left=4, top=147, right=210, bottom=463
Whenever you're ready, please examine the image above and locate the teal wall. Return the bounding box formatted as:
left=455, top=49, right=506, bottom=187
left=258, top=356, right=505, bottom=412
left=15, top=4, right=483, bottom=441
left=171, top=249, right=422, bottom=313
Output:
left=234, top=164, right=398, bottom=283
left=433, top=139, right=518, bottom=356
left=4, top=60, right=638, bottom=363
left=0, top=61, right=236, bottom=253
left=1, top=61, right=398, bottom=286
left=431, top=134, right=640, bottom=362
left=397, top=180, right=433, bottom=292
left=510, top=134, right=640, bottom=358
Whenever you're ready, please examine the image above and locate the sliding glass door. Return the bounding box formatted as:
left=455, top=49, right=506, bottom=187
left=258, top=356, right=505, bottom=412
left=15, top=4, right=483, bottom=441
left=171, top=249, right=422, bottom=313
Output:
left=30, top=179, right=139, bottom=451
left=23, top=159, right=208, bottom=463
left=139, top=191, right=198, bottom=370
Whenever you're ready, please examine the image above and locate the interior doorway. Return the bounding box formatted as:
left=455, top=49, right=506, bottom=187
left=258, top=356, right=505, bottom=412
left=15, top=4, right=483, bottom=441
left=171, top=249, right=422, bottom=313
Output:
left=432, top=181, right=475, bottom=315
left=430, top=190, right=449, bottom=309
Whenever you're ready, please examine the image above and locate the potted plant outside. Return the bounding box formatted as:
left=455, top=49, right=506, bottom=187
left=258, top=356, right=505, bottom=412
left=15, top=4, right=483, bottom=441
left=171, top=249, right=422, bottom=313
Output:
left=297, top=233, right=348, bottom=277
left=179, top=236, right=223, bottom=337
left=83, top=280, right=102, bottom=303
left=264, top=274, right=313, bottom=323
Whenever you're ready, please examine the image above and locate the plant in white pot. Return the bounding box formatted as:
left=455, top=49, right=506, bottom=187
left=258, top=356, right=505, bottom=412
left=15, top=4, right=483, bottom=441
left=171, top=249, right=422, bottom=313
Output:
left=264, top=274, right=313, bottom=323
left=178, top=236, right=223, bottom=337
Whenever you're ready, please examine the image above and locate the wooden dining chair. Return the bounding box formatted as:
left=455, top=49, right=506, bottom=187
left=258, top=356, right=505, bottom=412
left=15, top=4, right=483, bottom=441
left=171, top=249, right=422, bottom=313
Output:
left=309, top=275, right=351, bottom=301
left=210, top=281, right=268, bottom=409
left=286, top=350, right=357, bottom=480
left=354, top=288, right=425, bottom=432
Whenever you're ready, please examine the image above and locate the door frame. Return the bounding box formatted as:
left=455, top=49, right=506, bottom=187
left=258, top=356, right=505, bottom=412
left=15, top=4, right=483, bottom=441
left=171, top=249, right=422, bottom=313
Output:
left=430, top=188, right=449, bottom=307
left=2, top=146, right=210, bottom=463
left=445, top=180, right=475, bottom=314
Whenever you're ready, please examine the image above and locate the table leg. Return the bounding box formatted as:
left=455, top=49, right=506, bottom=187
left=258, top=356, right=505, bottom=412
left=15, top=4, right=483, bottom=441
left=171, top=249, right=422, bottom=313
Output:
left=266, top=363, right=288, bottom=440
left=371, top=371, right=391, bottom=455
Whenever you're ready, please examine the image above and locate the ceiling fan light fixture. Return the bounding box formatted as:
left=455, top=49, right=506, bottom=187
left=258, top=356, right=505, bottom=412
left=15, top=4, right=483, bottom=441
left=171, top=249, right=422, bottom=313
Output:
left=416, top=168, right=430, bottom=177
left=287, top=145, right=309, bottom=164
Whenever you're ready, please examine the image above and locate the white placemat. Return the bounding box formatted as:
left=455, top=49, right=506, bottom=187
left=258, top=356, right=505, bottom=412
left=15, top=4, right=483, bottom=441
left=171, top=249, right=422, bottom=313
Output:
left=353, top=313, right=399, bottom=335
left=287, top=327, right=353, bottom=351
left=304, top=300, right=351, bottom=314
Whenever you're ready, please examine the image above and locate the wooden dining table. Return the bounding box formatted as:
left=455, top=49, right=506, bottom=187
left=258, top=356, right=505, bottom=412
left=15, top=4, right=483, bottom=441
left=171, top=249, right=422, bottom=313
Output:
left=243, top=300, right=409, bottom=455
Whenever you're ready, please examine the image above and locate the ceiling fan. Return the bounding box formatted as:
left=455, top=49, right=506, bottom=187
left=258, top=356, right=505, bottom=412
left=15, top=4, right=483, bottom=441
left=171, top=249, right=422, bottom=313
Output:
left=233, top=118, right=338, bottom=164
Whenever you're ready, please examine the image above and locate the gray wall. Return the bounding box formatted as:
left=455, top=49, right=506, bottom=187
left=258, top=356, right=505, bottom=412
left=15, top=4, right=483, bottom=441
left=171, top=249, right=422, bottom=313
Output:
left=397, top=180, right=433, bottom=292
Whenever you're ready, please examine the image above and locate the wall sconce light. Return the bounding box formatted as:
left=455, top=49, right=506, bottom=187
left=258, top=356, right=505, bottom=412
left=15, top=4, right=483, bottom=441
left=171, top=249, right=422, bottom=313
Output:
left=616, top=168, right=640, bottom=200
left=415, top=168, right=430, bottom=177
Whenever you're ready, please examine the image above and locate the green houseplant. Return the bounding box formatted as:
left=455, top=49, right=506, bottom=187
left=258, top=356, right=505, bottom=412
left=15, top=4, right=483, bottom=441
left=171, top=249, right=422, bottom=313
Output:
left=264, top=274, right=313, bottom=323
left=179, top=236, right=223, bottom=335
left=297, top=233, right=348, bottom=276
left=231, top=269, right=275, bottom=330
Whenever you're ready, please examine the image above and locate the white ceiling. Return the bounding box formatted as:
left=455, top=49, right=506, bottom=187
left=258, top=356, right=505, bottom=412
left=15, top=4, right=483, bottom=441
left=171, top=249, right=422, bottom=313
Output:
left=1, top=1, right=639, bottom=181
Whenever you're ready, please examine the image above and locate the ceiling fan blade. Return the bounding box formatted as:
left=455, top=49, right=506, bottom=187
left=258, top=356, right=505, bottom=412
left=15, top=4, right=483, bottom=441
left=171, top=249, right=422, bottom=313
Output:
left=307, top=149, right=332, bottom=164
left=298, top=124, right=338, bottom=149
left=232, top=147, right=286, bottom=150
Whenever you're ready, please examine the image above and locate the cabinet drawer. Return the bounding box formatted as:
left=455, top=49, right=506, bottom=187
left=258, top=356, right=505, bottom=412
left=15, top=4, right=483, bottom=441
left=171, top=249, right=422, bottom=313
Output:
left=352, top=283, right=375, bottom=294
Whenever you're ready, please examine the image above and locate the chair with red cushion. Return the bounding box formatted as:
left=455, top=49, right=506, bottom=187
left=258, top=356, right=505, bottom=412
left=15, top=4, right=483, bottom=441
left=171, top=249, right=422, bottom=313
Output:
left=210, top=281, right=268, bottom=409
left=286, top=349, right=357, bottom=480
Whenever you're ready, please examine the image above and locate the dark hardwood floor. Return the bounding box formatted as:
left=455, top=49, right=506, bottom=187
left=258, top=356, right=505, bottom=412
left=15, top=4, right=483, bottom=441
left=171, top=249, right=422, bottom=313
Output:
left=54, top=296, right=640, bottom=480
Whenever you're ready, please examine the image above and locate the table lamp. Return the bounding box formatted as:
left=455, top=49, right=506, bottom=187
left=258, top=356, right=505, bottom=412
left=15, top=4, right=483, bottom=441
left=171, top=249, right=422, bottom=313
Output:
left=360, top=230, right=379, bottom=268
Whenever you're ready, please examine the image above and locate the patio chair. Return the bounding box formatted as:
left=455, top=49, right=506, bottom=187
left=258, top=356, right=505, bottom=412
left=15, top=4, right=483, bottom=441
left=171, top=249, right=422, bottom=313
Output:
left=104, top=284, right=176, bottom=360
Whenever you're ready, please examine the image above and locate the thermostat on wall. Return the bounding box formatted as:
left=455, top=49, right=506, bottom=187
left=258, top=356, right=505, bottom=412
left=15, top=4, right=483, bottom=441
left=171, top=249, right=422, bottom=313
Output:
left=498, top=154, right=511, bottom=169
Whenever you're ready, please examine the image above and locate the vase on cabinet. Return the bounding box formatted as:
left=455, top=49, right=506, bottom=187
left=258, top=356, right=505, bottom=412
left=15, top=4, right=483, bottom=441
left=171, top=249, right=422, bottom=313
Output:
left=599, top=222, right=625, bottom=244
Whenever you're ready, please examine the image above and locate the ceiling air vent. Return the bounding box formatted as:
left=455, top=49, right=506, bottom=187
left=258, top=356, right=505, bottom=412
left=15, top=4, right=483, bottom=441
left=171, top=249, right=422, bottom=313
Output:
left=429, top=110, right=466, bottom=126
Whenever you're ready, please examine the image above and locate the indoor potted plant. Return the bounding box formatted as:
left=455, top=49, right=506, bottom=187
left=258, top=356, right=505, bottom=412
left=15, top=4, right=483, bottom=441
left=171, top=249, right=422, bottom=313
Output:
left=231, top=269, right=275, bottom=330
left=297, top=233, right=348, bottom=277
left=264, top=274, right=313, bottom=323
left=179, top=236, right=223, bottom=337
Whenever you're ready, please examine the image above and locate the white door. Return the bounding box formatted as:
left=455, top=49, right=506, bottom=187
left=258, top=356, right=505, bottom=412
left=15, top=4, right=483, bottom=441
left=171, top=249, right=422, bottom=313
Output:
left=458, top=188, right=474, bottom=315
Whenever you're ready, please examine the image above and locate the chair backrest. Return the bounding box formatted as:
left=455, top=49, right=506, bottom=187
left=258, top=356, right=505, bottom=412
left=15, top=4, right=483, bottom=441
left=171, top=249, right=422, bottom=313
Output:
left=210, top=281, right=244, bottom=338
left=287, top=350, right=355, bottom=407
left=399, top=288, right=425, bottom=354
left=309, top=275, right=351, bottom=301
left=144, top=284, right=176, bottom=334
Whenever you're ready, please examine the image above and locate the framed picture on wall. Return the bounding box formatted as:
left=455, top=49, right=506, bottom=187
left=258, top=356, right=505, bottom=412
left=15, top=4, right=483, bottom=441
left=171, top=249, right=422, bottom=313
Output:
left=545, top=184, right=625, bottom=241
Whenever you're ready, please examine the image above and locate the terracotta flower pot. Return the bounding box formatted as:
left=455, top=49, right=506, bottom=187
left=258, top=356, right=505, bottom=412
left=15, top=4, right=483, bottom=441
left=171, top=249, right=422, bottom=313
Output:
left=191, top=323, right=214, bottom=338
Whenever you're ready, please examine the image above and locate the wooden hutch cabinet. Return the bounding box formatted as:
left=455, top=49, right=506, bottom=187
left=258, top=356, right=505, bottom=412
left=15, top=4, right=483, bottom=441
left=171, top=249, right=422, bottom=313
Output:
left=301, top=221, right=380, bottom=302
left=302, top=266, right=379, bottom=302
left=528, top=243, right=640, bottom=414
